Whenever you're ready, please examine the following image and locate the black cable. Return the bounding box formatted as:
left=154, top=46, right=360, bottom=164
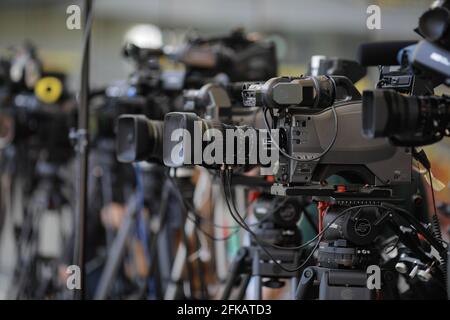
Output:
left=224, top=171, right=445, bottom=275
left=429, top=170, right=438, bottom=217
left=412, top=150, right=447, bottom=286
left=223, top=170, right=314, bottom=273
left=380, top=202, right=447, bottom=255
left=224, top=168, right=379, bottom=250
left=384, top=237, right=401, bottom=255
left=165, top=173, right=239, bottom=241
left=221, top=169, right=397, bottom=273
left=428, top=169, right=444, bottom=243
left=166, top=172, right=270, bottom=230
left=426, top=167, right=448, bottom=294
left=224, top=170, right=445, bottom=272
left=186, top=214, right=240, bottom=242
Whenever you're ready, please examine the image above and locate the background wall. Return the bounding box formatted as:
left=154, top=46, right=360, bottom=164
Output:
left=0, top=0, right=429, bottom=90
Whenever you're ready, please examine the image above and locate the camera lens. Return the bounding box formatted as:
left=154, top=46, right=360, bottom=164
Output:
left=362, top=90, right=450, bottom=146
left=116, top=114, right=163, bottom=163
left=163, top=112, right=205, bottom=167
left=362, top=90, right=419, bottom=139
left=362, top=90, right=389, bottom=138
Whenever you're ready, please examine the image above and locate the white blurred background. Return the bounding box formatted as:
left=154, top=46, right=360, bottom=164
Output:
left=0, top=0, right=430, bottom=90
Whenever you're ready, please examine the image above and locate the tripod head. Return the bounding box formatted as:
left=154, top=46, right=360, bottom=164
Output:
left=252, top=195, right=304, bottom=247
left=318, top=202, right=383, bottom=270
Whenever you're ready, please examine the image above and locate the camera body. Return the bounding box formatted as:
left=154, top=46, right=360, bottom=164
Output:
left=270, top=102, right=411, bottom=190
left=361, top=0, right=450, bottom=147
left=161, top=75, right=412, bottom=197
left=240, top=76, right=412, bottom=197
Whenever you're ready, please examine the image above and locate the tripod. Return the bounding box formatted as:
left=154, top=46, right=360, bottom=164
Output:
left=10, top=160, right=71, bottom=299
left=221, top=244, right=302, bottom=299
left=295, top=239, right=375, bottom=300
left=93, top=163, right=168, bottom=300
left=164, top=172, right=210, bottom=300
left=222, top=193, right=314, bottom=300
left=221, top=195, right=306, bottom=300
left=94, top=168, right=203, bottom=300
left=294, top=200, right=401, bottom=300
left=295, top=239, right=401, bottom=300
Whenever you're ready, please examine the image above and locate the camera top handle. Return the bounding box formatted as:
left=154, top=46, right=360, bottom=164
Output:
left=242, top=75, right=361, bottom=110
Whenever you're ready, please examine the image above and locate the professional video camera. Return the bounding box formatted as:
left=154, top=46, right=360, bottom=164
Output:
left=161, top=73, right=450, bottom=299
left=54, top=47, right=368, bottom=179
left=115, top=28, right=278, bottom=164
left=103, top=29, right=279, bottom=300
left=0, top=43, right=75, bottom=162
left=92, top=39, right=177, bottom=146
left=116, top=81, right=265, bottom=164
left=358, top=2, right=450, bottom=299
left=173, top=28, right=278, bottom=86
left=360, top=0, right=450, bottom=147
left=359, top=42, right=450, bottom=146
left=162, top=75, right=411, bottom=193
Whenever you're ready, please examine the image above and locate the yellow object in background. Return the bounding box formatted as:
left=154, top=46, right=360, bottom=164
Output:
left=34, top=76, right=63, bottom=104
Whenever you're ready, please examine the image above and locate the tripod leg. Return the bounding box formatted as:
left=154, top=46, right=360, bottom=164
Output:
left=148, top=246, right=163, bottom=300
left=180, top=215, right=195, bottom=298
left=445, top=233, right=450, bottom=300
left=221, top=248, right=248, bottom=300
left=93, top=196, right=138, bottom=300
left=290, top=277, right=298, bottom=300
left=147, top=182, right=171, bottom=298
left=252, top=249, right=262, bottom=300
left=236, top=274, right=251, bottom=300
left=295, top=267, right=316, bottom=300
left=137, top=220, right=163, bottom=300
left=193, top=229, right=208, bottom=299
left=253, top=276, right=262, bottom=300
left=164, top=218, right=196, bottom=300
left=447, top=242, right=450, bottom=300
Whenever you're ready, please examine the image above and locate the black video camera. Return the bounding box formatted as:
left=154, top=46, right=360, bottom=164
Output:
left=0, top=44, right=75, bottom=163
left=175, top=29, right=278, bottom=86
left=114, top=29, right=278, bottom=163
left=361, top=1, right=450, bottom=147
left=162, top=75, right=412, bottom=199
left=115, top=82, right=260, bottom=164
